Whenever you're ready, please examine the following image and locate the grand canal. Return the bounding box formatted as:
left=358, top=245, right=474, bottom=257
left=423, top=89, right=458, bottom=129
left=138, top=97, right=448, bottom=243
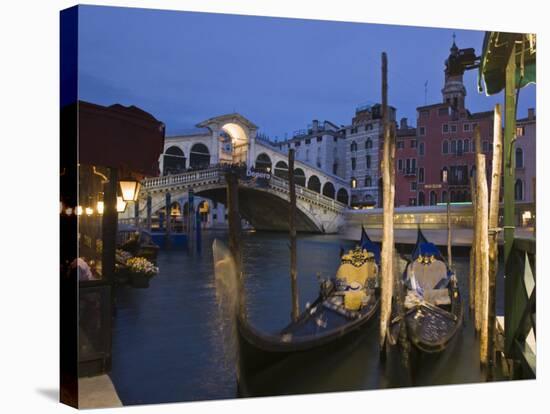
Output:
left=110, top=230, right=505, bottom=405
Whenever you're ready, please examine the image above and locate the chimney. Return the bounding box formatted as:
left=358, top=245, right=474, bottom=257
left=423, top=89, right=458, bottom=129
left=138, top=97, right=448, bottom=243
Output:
left=312, top=119, right=319, bottom=132
left=400, top=117, right=408, bottom=129
left=528, top=108, right=535, bottom=120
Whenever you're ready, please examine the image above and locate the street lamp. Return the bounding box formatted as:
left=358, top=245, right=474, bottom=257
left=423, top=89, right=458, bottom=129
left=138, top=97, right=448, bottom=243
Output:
left=118, top=178, right=141, bottom=202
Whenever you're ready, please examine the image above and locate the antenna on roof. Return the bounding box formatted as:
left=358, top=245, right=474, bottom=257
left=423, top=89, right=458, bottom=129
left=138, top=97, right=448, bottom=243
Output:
left=424, top=80, right=428, bottom=105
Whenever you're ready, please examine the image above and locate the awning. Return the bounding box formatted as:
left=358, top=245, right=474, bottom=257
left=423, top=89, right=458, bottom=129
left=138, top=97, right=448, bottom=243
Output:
left=78, top=101, right=165, bottom=177
left=478, top=32, right=536, bottom=95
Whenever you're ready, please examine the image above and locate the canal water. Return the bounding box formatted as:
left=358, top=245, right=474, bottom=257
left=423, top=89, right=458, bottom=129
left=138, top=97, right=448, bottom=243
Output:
left=110, top=230, right=505, bottom=405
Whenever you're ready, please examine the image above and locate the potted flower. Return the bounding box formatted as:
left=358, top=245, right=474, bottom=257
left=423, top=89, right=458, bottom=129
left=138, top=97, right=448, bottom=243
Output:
left=114, top=249, right=134, bottom=285
left=125, top=256, right=159, bottom=288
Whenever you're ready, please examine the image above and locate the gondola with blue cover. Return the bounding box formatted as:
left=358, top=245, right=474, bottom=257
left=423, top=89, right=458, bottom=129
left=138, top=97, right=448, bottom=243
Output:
left=388, top=227, right=462, bottom=354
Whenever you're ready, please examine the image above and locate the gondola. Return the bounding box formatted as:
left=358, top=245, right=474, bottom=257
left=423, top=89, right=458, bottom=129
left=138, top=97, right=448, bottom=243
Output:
left=236, top=227, right=380, bottom=395
left=387, top=228, right=463, bottom=359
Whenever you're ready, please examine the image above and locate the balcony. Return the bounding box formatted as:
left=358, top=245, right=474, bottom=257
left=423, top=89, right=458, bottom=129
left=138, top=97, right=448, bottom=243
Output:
left=403, top=167, right=417, bottom=176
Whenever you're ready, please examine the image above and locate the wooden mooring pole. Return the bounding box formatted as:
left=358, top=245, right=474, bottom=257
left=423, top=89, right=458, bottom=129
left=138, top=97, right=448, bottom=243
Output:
left=165, top=192, right=172, bottom=249
left=469, top=177, right=476, bottom=316
left=288, top=149, right=300, bottom=322
left=446, top=191, right=452, bottom=268
left=486, top=104, right=503, bottom=376
left=477, top=152, right=489, bottom=367
left=473, top=127, right=482, bottom=332
left=380, top=51, right=395, bottom=351
left=226, top=171, right=245, bottom=320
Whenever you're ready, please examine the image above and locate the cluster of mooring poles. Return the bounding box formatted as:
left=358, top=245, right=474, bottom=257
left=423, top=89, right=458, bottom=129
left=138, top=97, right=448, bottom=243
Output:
left=469, top=105, right=503, bottom=378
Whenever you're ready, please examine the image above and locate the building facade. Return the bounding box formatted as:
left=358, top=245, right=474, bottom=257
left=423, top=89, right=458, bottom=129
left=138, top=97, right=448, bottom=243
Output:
left=409, top=40, right=495, bottom=206
left=343, top=104, right=395, bottom=208
left=515, top=108, right=536, bottom=203
left=273, top=120, right=346, bottom=179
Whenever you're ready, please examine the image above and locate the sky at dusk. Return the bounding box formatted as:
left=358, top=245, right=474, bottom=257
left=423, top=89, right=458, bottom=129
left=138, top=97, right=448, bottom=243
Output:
left=77, top=5, right=536, bottom=139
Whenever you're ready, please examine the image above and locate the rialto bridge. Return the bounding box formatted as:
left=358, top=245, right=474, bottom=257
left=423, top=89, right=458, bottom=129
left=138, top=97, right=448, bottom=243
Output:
left=128, top=113, right=352, bottom=233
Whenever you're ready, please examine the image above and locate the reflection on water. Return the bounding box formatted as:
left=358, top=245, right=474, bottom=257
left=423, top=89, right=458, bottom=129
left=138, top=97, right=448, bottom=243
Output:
left=110, top=230, right=504, bottom=405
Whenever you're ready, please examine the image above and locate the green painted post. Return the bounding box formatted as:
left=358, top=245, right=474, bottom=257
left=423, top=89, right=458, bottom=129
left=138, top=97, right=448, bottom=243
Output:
left=503, top=42, right=517, bottom=357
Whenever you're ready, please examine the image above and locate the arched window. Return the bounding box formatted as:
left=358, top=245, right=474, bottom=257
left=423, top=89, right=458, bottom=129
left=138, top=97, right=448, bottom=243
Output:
left=430, top=191, right=437, bottom=206
left=351, top=177, right=357, bottom=189
left=365, top=176, right=372, bottom=187
left=307, top=175, right=321, bottom=193
left=294, top=168, right=306, bottom=187
left=463, top=139, right=470, bottom=153
left=457, top=139, right=463, bottom=154
left=515, top=179, right=524, bottom=201
left=442, top=191, right=448, bottom=203
left=322, top=182, right=335, bottom=199
left=365, top=138, right=373, bottom=149
left=451, top=140, right=457, bottom=154
left=516, top=148, right=524, bottom=168
left=255, top=153, right=272, bottom=172
left=350, top=141, right=358, bottom=152
left=442, top=140, right=449, bottom=154
left=483, top=141, right=489, bottom=152
left=337, top=188, right=349, bottom=205
left=163, top=146, right=186, bottom=175
left=366, top=155, right=371, bottom=169
left=274, top=160, right=289, bottom=180
left=189, top=143, right=210, bottom=169
left=351, top=157, right=356, bottom=170
left=441, top=166, right=449, bottom=183
left=418, top=191, right=425, bottom=206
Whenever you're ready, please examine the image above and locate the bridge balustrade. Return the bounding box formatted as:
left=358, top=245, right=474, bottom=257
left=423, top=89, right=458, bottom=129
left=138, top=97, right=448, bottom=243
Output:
left=140, top=166, right=347, bottom=214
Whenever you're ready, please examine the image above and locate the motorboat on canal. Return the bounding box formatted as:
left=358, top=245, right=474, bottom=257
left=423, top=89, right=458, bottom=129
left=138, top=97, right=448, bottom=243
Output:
left=387, top=228, right=463, bottom=359
left=236, top=227, right=381, bottom=394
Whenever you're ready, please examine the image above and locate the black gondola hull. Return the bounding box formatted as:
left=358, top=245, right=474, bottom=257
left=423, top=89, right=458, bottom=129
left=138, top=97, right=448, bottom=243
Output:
left=237, top=298, right=379, bottom=396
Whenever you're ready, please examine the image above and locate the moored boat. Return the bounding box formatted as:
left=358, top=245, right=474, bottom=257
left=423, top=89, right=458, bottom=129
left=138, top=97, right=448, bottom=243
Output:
left=236, top=228, right=381, bottom=395
left=388, top=228, right=463, bottom=359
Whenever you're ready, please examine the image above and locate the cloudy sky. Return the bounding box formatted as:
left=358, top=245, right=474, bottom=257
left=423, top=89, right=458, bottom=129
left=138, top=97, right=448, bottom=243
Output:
left=78, top=5, right=536, bottom=139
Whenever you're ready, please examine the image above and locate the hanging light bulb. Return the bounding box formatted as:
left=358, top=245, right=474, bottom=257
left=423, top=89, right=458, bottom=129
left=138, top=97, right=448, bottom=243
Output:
left=65, top=207, right=73, bottom=216
left=85, top=207, right=94, bottom=216
left=97, top=192, right=105, bottom=215
left=76, top=206, right=83, bottom=216
left=118, top=178, right=141, bottom=202
left=116, top=196, right=127, bottom=213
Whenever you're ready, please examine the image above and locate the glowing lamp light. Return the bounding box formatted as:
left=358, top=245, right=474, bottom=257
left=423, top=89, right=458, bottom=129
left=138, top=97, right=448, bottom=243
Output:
left=96, top=201, right=105, bottom=215
left=85, top=207, right=94, bottom=216
left=442, top=170, right=448, bottom=184
left=116, top=196, right=128, bottom=213
left=76, top=206, right=83, bottom=216
left=65, top=207, right=73, bottom=216
left=119, top=179, right=141, bottom=202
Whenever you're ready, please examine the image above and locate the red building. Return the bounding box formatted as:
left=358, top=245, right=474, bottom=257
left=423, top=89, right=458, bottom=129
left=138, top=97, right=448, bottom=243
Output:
left=396, top=40, right=495, bottom=206
left=394, top=118, right=419, bottom=206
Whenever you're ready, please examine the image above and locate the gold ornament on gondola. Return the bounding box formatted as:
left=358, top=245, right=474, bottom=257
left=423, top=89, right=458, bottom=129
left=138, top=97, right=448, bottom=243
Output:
left=341, top=246, right=375, bottom=267
left=417, top=255, right=435, bottom=265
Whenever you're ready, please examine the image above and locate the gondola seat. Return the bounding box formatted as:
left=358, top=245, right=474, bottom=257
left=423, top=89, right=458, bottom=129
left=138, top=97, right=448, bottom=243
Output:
left=335, top=249, right=378, bottom=311
left=336, top=258, right=377, bottom=288
left=406, top=259, right=450, bottom=306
